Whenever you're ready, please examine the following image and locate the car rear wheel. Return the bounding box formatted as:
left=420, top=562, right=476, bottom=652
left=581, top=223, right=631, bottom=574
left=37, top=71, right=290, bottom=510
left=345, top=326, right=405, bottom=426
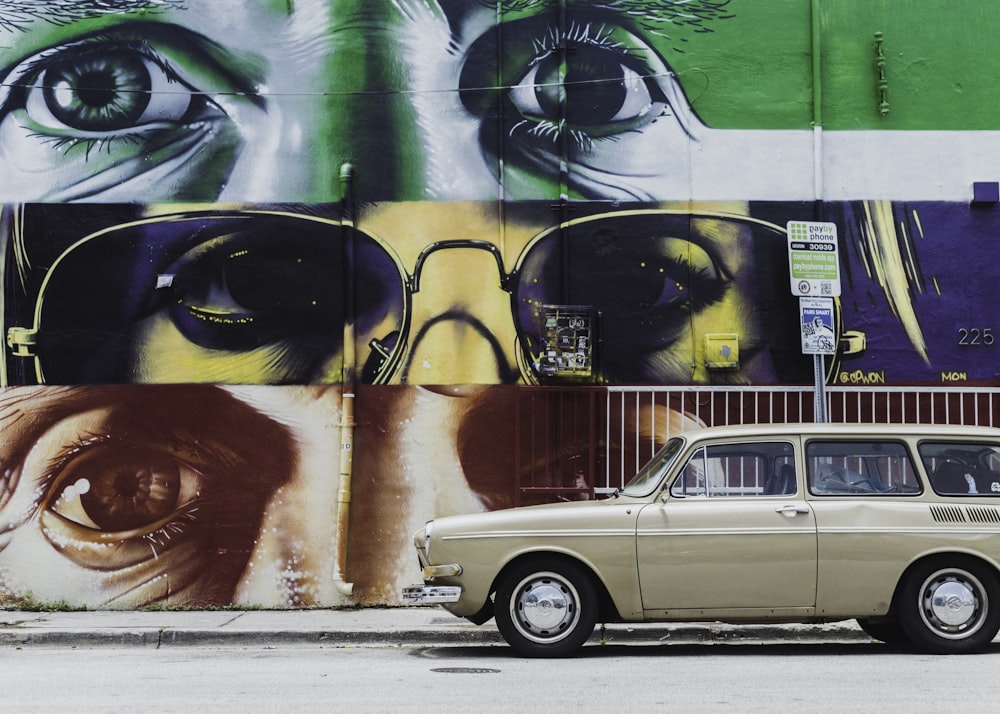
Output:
left=897, top=559, right=1000, bottom=654
left=494, top=560, right=598, bottom=658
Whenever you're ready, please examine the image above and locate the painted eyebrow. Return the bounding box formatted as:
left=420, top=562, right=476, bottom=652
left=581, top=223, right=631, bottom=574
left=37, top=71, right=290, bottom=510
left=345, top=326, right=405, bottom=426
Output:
left=496, top=0, right=733, bottom=23
left=0, top=1, right=185, bottom=33
left=443, top=0, right=733, bottom=46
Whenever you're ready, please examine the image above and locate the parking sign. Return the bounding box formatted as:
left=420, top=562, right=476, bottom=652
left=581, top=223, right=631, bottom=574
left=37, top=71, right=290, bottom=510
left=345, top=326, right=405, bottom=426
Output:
left=787, top=221, right=840, bottom=297
left=800, top=297, right=836, bottom=355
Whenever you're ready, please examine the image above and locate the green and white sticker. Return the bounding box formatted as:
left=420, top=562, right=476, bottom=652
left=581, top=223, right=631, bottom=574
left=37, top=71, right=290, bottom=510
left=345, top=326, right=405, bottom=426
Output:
left=787, top=221, right=840, bottom=297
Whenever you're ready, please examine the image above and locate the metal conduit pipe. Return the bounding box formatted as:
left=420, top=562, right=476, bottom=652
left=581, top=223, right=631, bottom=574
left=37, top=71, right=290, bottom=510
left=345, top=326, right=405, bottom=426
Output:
left=809, top=0, right=830, bottom=423
left=333, top=163, right=356, bottom=597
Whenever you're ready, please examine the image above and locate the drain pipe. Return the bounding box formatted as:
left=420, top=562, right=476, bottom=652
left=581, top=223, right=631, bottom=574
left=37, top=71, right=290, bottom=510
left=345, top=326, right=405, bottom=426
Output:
left=810, top=0, right=824, bottom=203
left=333, top=163, right=356, bottom=597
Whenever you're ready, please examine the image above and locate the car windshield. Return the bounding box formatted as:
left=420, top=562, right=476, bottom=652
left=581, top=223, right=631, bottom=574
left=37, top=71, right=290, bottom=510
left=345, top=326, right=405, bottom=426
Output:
left=619, top=437, right=685, bottom=497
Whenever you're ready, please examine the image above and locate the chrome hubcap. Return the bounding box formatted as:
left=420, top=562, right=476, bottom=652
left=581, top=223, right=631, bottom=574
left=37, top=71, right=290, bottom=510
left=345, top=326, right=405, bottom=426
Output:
left=510, top=572, right=580, bottom=644
left=522, top=582, right=569, bottom=629
left=930, top=581, right=976, bottom=627
left=919, top=569, right=987, bottom=639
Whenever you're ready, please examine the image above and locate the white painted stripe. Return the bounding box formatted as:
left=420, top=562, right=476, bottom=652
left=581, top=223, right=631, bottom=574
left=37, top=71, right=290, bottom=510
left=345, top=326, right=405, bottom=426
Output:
left=682, top=129, right=1000, bottom=202
left=822, top=131, right=1000, bottom=202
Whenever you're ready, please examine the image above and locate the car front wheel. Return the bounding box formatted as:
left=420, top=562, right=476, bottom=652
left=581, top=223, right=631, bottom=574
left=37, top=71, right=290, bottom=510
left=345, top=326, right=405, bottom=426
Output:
left=897, top=559, right=1000, bottom=654
left=494, top=560, right=598, bottom=658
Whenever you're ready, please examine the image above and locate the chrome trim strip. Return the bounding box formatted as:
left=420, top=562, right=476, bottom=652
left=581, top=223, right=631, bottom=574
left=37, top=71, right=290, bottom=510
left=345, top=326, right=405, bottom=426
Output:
left=638, top=528, right=816, bottom=536
left=442, top=529, right=635, bottom=540
left=817, top=526, right=1000, bottom=535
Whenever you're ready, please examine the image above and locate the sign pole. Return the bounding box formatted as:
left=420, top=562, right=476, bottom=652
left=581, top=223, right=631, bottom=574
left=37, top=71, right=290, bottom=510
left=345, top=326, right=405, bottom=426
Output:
left=813, top=354, right=827, bottom=423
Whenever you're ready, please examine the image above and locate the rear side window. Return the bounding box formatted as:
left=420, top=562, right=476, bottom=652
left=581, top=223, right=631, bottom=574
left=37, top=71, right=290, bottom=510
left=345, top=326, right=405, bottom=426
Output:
left=807, top=441, right=922, bottom=495
left=919, top=442, right=1000, bottom=496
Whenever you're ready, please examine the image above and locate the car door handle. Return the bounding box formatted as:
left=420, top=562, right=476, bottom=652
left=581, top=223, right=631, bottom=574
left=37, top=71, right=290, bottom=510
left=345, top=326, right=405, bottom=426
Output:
left=776, top=504, right=811, bottom=516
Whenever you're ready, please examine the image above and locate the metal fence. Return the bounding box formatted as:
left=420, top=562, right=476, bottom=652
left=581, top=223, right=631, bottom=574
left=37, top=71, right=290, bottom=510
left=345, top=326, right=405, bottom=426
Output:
left=600, top=386, right=1000, bottom=496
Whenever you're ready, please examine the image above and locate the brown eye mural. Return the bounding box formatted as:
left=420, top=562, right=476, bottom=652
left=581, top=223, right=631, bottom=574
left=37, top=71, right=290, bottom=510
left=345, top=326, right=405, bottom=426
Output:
left=0, top=385, right=296, bottom=607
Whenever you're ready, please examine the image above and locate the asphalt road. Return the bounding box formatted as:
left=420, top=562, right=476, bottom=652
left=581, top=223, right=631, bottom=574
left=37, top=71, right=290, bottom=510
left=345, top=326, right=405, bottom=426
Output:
left=5, top=640, right=1000, bottom=713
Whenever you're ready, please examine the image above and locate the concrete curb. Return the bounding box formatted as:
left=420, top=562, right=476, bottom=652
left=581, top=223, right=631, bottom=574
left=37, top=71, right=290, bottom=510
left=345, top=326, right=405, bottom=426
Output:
left=0, top=612, right=871, bottom=649
left=0, top=629, right=507, bottom=648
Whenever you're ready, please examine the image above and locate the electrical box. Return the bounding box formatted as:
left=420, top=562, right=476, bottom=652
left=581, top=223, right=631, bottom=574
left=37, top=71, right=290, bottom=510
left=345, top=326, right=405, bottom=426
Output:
left=972, top=181, right=1000, bottom=205
left=704, top=333, right=739, bottom=370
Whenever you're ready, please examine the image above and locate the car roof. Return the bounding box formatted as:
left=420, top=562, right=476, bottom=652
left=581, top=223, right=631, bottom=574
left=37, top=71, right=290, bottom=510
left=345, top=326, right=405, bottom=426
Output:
left=676, top=422, right=1000, bottom=441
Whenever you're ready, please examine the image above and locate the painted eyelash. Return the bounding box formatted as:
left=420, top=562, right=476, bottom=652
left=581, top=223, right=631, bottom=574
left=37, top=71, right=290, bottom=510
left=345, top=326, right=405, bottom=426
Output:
left=0, top=463, right=21, bottom=538
left=529, top=20, right=633, bottom=60
left=526, top=20, right=649, bottom=79
left=19, top=34, right=180, bottom=94
left=509, top=118, right=597, bottom=153
left=678, top=266, right=732, bottom=312
left=141, top=505, right=202, bottom=556
left=30, top=131, right=150, bottom=160
left=41, top=431, right=119, bottom=493
left=508, top=109, right=671, bottom=155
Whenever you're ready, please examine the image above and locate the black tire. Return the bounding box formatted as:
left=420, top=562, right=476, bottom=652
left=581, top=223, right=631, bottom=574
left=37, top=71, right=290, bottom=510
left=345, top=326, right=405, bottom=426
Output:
left=897, top=558, right=1000, bottom=654
left=856, top=617, right=907, bottom=645
left=494, top=560, right=598, bottom=658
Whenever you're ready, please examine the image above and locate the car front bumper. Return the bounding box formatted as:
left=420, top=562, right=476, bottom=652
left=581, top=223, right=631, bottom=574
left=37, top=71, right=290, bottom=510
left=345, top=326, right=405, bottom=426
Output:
left=401, top=584, right=462, bottom=604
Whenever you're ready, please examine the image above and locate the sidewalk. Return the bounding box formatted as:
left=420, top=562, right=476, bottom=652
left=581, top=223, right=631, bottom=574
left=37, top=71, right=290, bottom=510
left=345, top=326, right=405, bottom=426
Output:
left=0, top=607, right=871, bottom=649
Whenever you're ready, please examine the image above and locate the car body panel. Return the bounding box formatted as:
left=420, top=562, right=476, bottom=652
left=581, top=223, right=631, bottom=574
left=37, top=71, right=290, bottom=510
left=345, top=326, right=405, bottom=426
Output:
left=812, top=499, right=1000, bottom=615
left=406, top=422, right=1000, bottom=635
left=636, top=496, right=817, bottom=611
left=418, top=499, right=645, bottom=619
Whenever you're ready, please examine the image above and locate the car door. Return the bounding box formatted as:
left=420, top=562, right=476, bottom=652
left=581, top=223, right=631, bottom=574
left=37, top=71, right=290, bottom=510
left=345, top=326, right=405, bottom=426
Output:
left=635, top=439, right=818, bottom=613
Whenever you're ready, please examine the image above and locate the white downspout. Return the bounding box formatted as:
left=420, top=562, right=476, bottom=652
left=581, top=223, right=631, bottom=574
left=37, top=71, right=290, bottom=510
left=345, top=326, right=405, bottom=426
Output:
left=333, top=163, right=356, bottom=597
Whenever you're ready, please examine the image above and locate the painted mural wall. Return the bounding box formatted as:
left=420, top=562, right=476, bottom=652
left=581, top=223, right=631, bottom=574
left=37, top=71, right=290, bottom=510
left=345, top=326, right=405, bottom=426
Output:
left=0, top=0, right=998, bottom=607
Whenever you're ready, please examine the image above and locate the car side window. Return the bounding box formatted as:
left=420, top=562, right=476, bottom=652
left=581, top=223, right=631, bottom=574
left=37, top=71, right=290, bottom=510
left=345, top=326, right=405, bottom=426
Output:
left=669, top=442, right=796, bottom=498
left=807, top=441, right=922, bottom=495
left=919, top=442, right=1000, bottom=496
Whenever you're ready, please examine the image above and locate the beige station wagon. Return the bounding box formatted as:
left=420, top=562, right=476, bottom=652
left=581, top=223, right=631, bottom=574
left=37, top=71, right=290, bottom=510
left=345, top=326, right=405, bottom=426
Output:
left=403, top=423, right=1000, bottom=657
